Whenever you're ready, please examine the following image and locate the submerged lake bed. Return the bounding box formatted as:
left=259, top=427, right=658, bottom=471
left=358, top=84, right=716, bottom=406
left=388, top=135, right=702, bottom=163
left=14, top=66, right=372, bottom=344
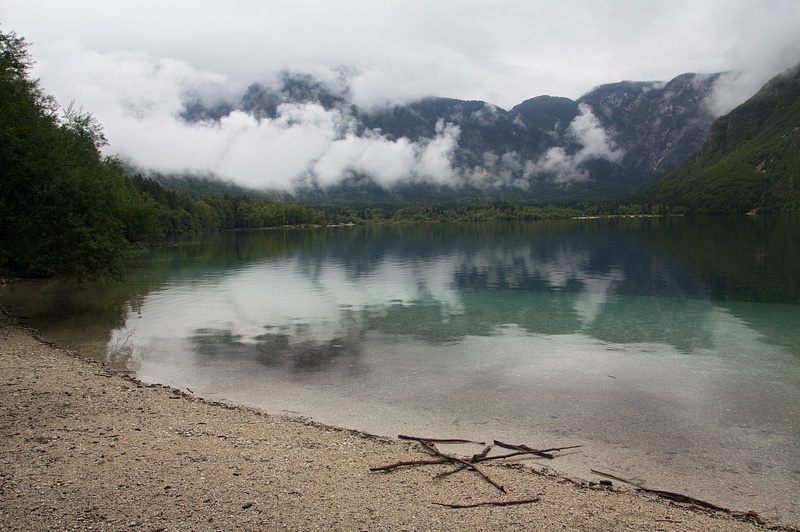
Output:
left=3, top=217, right=799, bottom=525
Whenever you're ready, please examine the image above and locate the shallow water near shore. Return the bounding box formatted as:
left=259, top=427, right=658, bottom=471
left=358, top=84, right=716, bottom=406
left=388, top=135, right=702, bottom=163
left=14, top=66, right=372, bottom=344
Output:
left=3, top=217, right=799, bottom=525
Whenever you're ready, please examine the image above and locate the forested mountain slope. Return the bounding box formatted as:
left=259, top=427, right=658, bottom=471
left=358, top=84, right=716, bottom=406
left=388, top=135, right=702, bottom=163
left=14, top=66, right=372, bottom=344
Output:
left=635, top=64, right=800, bottom=214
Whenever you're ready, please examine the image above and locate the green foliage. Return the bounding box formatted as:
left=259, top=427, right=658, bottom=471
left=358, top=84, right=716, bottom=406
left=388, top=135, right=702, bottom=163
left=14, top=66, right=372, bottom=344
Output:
left=129, top=176, right=326, bottom=232
left=0, top=29, right=162, bottom=280
left=312, top=199, right=681, bottom=224
left=636, top=64, right=800, bottom=214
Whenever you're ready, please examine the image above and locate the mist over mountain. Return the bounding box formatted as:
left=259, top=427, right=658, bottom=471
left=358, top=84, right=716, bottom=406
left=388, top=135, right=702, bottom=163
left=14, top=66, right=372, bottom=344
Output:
left=171, top=70, right=723, bottom=201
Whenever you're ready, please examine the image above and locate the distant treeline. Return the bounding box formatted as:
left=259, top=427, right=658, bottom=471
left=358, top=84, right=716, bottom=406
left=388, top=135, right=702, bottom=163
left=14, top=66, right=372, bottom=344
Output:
left=131, top=175, right=326, bottom=233
left=316, top=199, right=685, bottom=225
left=127, top=176, right=688, bottom=232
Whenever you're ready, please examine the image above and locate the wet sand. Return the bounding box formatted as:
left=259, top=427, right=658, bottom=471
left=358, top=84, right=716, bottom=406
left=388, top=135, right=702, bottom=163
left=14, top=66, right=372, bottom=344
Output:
left=0, top=311, right=778, bottom=530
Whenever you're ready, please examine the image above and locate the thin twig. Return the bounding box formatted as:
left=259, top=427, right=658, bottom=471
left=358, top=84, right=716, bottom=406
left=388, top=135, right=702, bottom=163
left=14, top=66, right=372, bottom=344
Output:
left=493, top=441, right=583, bottom=460
left=472, top=445, right=494, bottom=462
left=590, top=469, right=639, bottom=486
left=398, top=434, right=486, bottom=445
left=476, top=445, right=583, bottom=463
left=432, top=498, right=541, bottom=508
left=436, top=445, right=494, bottom=479
left=494, top=440, right=552, bottom=459
left=435, top=464, right=468, bottom=479
left=370, top=459, right=451, bottom=472
left=590, top=469, right=729, bottom=511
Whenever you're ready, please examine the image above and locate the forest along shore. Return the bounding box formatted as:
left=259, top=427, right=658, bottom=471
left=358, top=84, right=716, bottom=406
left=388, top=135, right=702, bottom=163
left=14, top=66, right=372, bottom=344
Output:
left=0, top=311, right=775, bottom=531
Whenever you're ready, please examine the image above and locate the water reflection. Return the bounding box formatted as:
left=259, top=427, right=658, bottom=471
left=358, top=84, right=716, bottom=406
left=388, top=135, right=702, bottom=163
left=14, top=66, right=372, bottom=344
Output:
left=3, top=218, right=798, bottom=363
left=190, top=327, right=366, bottom=374
left=106, top=221, right=728, bottom=367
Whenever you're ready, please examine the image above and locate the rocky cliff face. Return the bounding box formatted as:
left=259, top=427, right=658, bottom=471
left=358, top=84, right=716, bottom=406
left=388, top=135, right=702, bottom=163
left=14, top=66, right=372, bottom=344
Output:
left=578, top=73, right=720, bottom=175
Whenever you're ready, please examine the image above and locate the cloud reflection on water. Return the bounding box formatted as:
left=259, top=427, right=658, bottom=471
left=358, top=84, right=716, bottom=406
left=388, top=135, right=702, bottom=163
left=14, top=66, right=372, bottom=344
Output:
left=109, top=224, right=717, bottom=373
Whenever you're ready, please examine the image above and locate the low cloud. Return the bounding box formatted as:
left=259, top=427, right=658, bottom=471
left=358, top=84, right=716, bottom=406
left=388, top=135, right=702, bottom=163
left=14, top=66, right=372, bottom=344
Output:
left=37, top=29, right=799, bottom=192
left=707, top=61, right=800, bottom=116
left=136, top=102, right=462, bottom=191
left=465, top=152, right=529, bottom=190
left=311, top=119, right=461, bottom=188
left=525, top=104, right=624, bottom=182
left=703, top=2, right=800, bottom=116
left=38, top=39, right=615, bottom=192
left=470, top=103, right=504, bottom=126
left=33, top=40, right=464, bottom=191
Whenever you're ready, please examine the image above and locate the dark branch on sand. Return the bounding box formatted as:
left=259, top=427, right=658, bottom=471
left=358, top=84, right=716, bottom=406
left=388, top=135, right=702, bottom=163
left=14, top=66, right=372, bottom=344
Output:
left=590, top=469, right=729, bottom=512
left=432, top=498, right=541, bottom=508
left=373, top=435, right=579, bottom=495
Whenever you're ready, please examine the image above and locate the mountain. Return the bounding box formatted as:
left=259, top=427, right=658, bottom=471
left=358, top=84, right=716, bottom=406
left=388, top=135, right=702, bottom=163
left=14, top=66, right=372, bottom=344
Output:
left=577, top=73, right=720, bottom=175
left=176, top=70, right=724, bottom=201
left=636, top=64, right=800, bottom=214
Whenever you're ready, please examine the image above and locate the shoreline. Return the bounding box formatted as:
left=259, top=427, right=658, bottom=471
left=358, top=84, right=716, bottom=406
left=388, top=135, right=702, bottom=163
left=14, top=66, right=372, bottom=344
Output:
left=0, top=312, right=786, bottom=530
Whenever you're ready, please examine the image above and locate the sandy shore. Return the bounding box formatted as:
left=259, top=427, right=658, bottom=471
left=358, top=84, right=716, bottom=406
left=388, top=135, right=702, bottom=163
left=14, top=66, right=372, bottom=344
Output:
left=0, top=311, right=781, bottom=531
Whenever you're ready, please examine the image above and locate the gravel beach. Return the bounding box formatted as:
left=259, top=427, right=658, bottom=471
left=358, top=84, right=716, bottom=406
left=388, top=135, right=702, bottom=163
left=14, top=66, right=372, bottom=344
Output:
left=0, top=310, right=777, bottom=531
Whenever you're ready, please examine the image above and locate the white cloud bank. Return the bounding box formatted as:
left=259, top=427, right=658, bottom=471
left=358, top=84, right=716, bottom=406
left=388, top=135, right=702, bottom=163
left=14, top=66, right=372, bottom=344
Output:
left=29, top=40, right=463, bottom=190
left=34, top=40, right=629, bottom=190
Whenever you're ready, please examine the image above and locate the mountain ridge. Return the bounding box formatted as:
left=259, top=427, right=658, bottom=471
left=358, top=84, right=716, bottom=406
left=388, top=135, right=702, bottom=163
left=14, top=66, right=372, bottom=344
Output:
left=175, top=70, right=723, bottom=201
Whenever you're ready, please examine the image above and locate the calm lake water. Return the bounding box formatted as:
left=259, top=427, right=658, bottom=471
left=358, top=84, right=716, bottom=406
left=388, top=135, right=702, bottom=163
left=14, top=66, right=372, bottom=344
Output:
left=2, top=217, right=799, bottom=524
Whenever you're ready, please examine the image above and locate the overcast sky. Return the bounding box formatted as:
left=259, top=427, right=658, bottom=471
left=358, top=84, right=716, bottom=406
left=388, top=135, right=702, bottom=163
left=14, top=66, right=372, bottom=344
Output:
left=5, top=0, right=800, bottom=189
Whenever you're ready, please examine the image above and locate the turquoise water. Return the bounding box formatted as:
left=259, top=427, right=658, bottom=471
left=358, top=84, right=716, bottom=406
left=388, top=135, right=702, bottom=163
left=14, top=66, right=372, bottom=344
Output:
left=2, top=217, right=799, bottom=524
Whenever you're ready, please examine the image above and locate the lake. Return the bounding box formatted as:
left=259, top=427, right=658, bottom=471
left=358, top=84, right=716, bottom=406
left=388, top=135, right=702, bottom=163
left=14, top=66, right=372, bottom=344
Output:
left=2, top=216, right=799, bottom=524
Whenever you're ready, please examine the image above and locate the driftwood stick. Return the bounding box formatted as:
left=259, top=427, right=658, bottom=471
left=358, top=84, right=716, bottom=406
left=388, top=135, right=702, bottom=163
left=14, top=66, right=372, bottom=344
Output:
left=473, top=450, right=537, bottom=462
left=432, top=498, right=541, bottom=508
left=377, top=442, right=581, bottom=474
left=374, top=435, right=582, bottom=497
left=493, top=440, right=554, bottom=458
left=638, top=488, right=728, bottom=511
left=493, top=441, right=583, bottom=459
left=434, top=464, right=468, bottom=479
left=590, top=470, right=728, bottom=511
left=419, top=440, right=506, bottom=493
left=370, top=459, right=451, bottom=472
left=590, top=469, right=638, bottom=485
left=432, top=445, right=583, bottom=465
left=398, top=434, right=486, bottom=445
left=532, top=444, right=583, bottom=453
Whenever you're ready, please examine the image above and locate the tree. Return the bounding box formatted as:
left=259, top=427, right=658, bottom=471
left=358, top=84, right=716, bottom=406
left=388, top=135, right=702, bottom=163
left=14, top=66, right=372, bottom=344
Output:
left=0, top=29, right=161, bottom=280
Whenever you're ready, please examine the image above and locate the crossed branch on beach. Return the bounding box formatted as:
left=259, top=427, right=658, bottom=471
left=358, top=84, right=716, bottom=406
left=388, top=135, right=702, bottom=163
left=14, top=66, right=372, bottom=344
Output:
left=371, top=434, right=581, bottom=507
